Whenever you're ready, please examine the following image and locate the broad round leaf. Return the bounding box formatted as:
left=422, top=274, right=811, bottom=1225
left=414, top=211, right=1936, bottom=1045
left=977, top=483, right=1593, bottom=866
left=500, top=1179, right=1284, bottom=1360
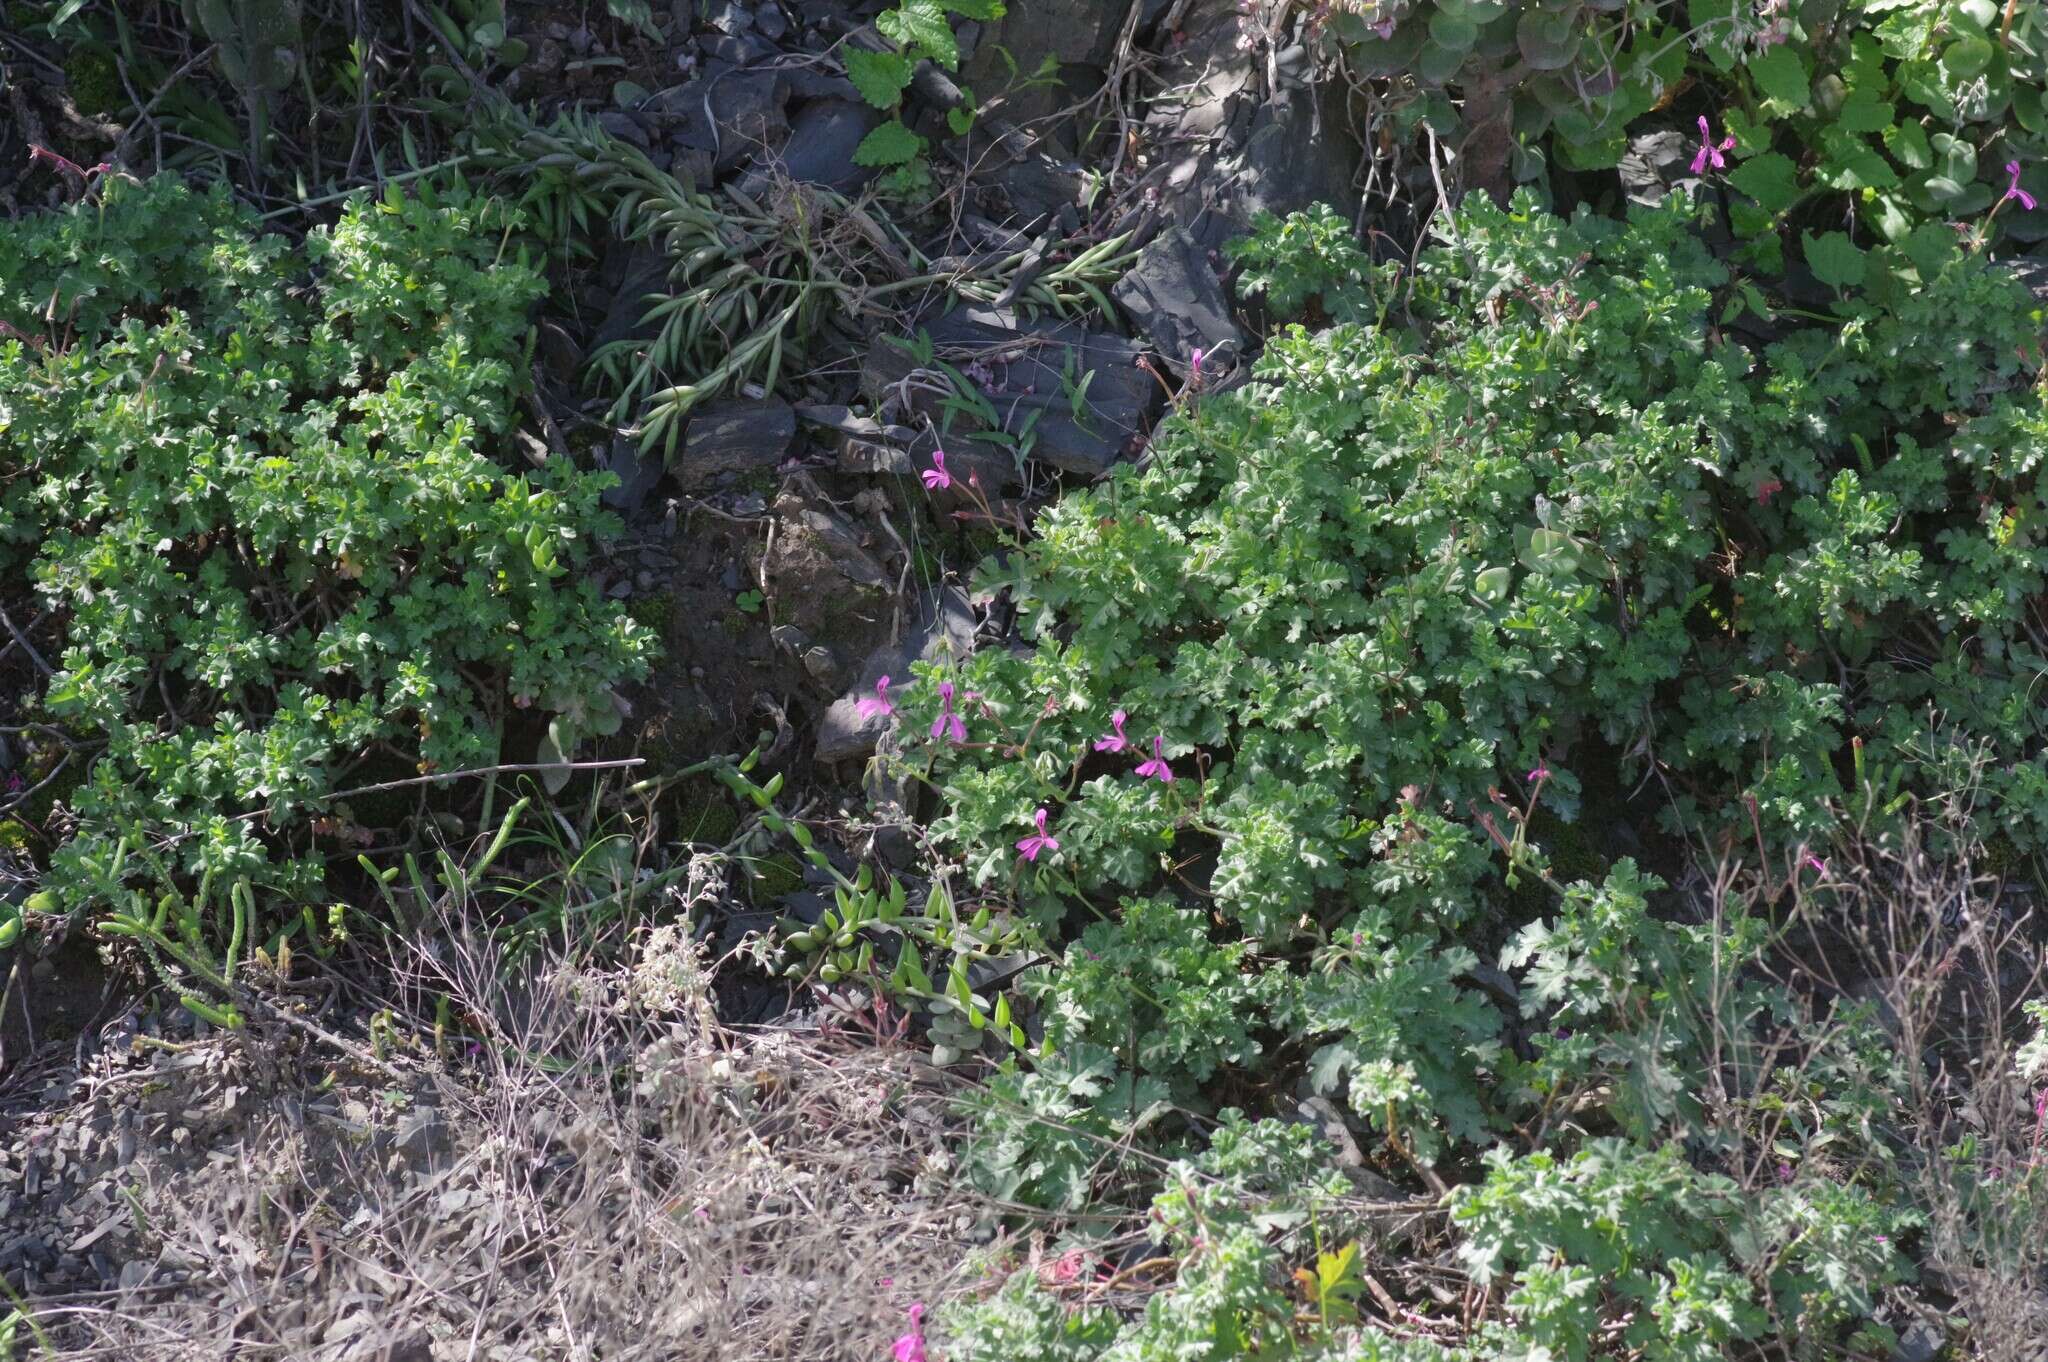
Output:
left=1429, top=6, right=1480, bottom=52
left=1516, top=7, right=1580, bottom=71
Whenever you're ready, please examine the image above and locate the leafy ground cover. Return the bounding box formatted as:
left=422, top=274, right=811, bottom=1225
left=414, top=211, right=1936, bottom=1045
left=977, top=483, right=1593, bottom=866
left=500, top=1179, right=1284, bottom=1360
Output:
left=0, top=174, right=651, bottom=1024
left=887, top=195, right=2048, bottom=1360
left=1327, top=0, right=2048, bottom=280
left=1, top=1, right=2047, bottom=1360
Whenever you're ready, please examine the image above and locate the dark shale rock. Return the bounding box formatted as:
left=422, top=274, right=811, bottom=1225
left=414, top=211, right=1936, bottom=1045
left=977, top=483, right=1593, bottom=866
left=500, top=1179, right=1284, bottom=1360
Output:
left=957, top=0, right=1127, bottom=132
left=588, top=242, right=671, bottom=356
left=1139, top=0, right=1363, bottom=252
left=815, top=586, right=975, bottom=763
left=735, top=99, right=880, bottom=196
left=1619, top=128, right=1697, bottom=207
left=676, top=399, right=796, bottom=488
left=861, top=305, right=1159, bottom=476
left=1112, top=224, right=1242, bottom=366
left=599, top=435, right=664, bottom=512
left=652, top=63, right=790, bottom=175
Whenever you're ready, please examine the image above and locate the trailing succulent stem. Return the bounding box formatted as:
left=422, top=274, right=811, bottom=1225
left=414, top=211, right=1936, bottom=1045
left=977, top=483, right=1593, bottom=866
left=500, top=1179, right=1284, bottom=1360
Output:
left=485, top=113, right=1133, bottom=458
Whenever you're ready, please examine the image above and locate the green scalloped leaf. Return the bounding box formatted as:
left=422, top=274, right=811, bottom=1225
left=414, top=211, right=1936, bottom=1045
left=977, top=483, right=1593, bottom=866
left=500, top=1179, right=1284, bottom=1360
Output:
left=1817, top=131, right=1897, bottom=190
left=1689, top=0, right=1742, bottom=68
left=854, top=119, right=925, bottom=168
left=878, top=0, right=959, bottom=69
left=1748, top=44, right=1811, bottom=114
left=1836, top=88, right=1893, bottom=134
left=1428, top=5, right=1479, bottom=51
left=1516, top=7, right=1579, bottom=71
left=1884, top=120, right=1932, bottom=170
left=1729, top=152, right=1801, bottom=214
left=845, top=47, right=913, bottom=110
left=1802, top=230, right=1867, bottom=290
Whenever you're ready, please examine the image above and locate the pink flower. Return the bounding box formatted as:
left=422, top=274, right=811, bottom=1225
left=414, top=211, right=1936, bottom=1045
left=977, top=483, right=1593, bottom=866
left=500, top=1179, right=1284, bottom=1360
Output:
left=930, top=681, right=967, bottom=745
left=1755, top=479, right=1784, bottom=505
left=893, top=1304, right=927, bottom=1362
left=1093, top=708, right=1130, bottom=753
left=2006, top=161, right=2037, bottom=211
left=1370, top=12, right=1394, bottom=38
left=856, top=675, right=895, bottom=721
left=1526, top=766, right=1549, bottom=783
left=922, top=449, right=952, bottom=491
left=1016, top=806, right=1061, bottom=862
left=1134, top=735, right=1174, bottom=784
left=1052, top=1250, right=1088, bottom=1283
left=1776, top=1162, right=1794, bottom=1183
left=1806, top=854, right=1828, bottom=877
left=1690, top=115, right=1735, bottom=176
left=1190, top=347, right=1205, bottom=375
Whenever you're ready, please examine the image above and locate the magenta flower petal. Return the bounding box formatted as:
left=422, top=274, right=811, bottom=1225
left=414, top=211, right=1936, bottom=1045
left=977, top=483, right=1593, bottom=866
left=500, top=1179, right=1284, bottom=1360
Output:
left=921, top=448, right=953, bottom=491
left=1690, top=115, right=1734, bottom=176
left=892, top=1303, right=927, bottom=1362
left=1134, top=735, right=1174, bottom=784
left=1093, top=708, right=1130, bottom=753
left=1016, top=806, right=1061, bottom=861
left=2006, top=160, right=2038, bottom=211
left=856, top=674, right=895, bottom=720
left=928, top=680, right=967, bottom=744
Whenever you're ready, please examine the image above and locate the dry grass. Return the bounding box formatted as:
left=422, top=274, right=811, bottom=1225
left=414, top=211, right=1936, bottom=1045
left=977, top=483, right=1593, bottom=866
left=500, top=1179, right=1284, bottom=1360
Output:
left=1801, top=833, right=2048, bottom=1360
left=21, top=908, right=986, bottom=1361
left=1682, top=814, right=2048, bottom=1360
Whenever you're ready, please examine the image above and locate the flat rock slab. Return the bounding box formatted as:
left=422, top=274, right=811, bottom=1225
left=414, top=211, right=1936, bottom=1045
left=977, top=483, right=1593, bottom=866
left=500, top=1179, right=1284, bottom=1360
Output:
left=678, top=399, right=795, bottom=487
left=861, top=305, right=1159, bottom=476
left=652, top=63, right=790, bottom=177
left=736, top=99, right=880, bottom=197
left=1138, top=0, right=1363, bottom=252
left=1113, top=224, right=1242, bottom=368
left=599, top=434, right=664, bottom=512
left=960, top=0, right=1128, bottom=130
left=589, top=242, right=671, bottom=356
left=1619, top=129, right=1697, bottom=207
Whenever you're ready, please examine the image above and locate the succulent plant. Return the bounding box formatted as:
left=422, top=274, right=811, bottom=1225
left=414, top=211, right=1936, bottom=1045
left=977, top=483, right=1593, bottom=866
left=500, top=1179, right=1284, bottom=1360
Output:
left=189, top=0, right=302, bottom=95
left=1325, top=0, right=1682, bottom=197
left=1324, top=0, right=2048, bottom=278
